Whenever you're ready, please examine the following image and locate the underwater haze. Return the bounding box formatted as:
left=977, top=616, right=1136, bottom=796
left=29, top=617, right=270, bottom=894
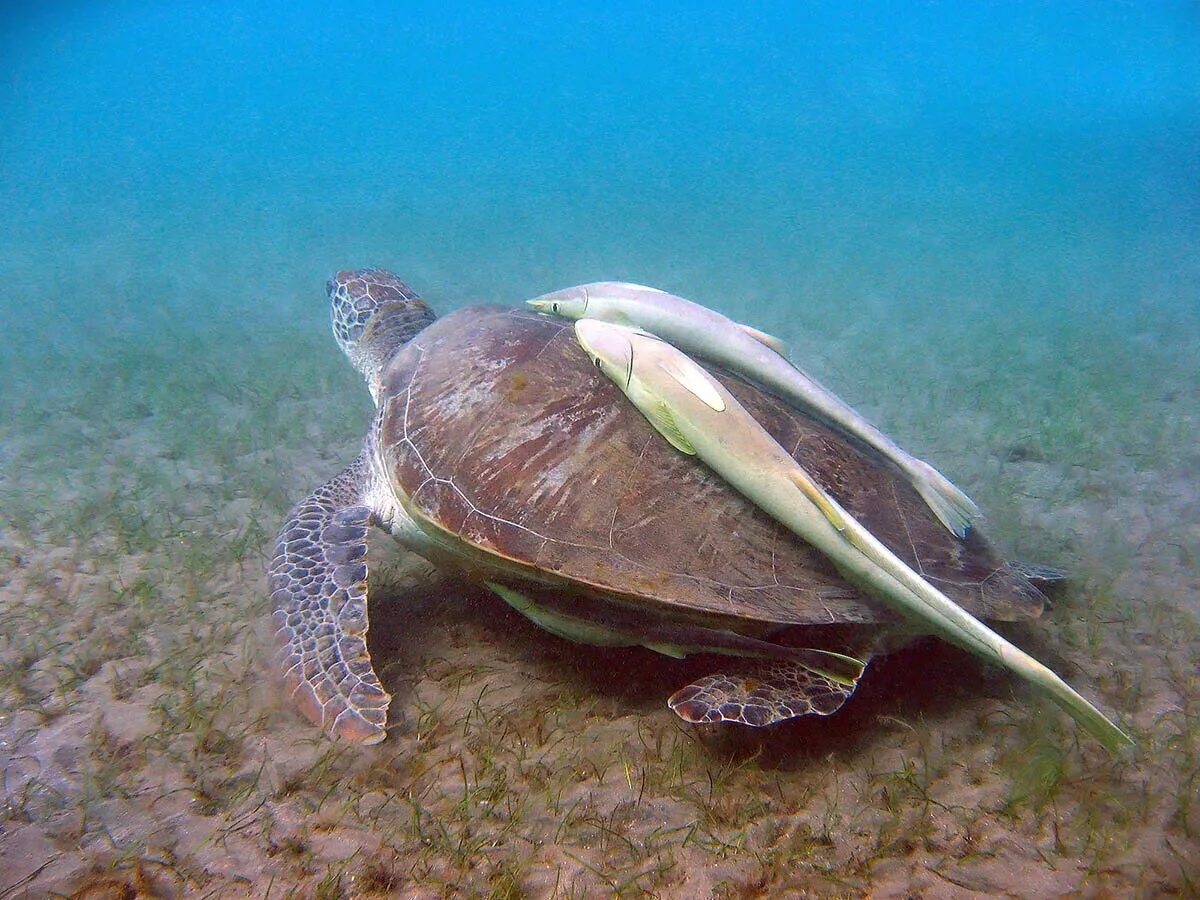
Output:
left=2, top=2, right=1198, bottom=896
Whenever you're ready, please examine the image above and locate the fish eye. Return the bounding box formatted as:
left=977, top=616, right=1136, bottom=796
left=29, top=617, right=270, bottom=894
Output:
left=593, top=357, right=603, bottom=369
left=552, top=302, right=560, bottom=313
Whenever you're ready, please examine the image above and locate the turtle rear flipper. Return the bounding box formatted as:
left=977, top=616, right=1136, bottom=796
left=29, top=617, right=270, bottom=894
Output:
left=668, top=660, right=862, bottom=727
left=1008, top=562, right=1068, bottom=586
left=269, top=453, right=390, bottom=744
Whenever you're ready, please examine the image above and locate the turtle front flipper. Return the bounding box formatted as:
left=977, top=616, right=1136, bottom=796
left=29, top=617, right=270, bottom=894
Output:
left=668, top=660, right=865, bottom=727
left=269, top=453, right=390, bottom=744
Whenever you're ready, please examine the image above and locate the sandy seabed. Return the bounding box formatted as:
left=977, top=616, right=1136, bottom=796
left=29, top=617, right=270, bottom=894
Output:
left=1, top=269, right=1198, bottom=899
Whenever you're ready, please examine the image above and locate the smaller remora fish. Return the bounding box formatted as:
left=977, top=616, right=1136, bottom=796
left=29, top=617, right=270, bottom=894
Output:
left=486, top=583, right=866, bottom=685
left=529, top=282, right=979, bottom=538
left=572, top=318, right=1132, bottom=755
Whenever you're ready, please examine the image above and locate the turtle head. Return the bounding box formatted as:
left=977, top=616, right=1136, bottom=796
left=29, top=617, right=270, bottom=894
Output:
left=328, top=268, right=437, bottom=403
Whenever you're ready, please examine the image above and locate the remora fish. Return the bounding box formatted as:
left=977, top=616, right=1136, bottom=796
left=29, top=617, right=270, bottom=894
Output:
left=530, top=281, right=979, bottom=538
left=486, top=583, right=866, bottom=685
left=572, top=318, right=1133, bottom=755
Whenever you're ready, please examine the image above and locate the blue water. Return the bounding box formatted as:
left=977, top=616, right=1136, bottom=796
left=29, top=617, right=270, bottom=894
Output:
left=3, top=2, right=1197, bottom=341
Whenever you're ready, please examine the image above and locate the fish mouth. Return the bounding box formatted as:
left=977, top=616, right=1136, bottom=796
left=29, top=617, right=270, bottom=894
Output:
left=526, top=286, right=589, bottom=317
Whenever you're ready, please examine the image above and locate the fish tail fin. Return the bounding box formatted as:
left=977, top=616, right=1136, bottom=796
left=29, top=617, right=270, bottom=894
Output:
left=910, top=459, right=981, bottom=538
left=998, top=645, right=1136, bottom=757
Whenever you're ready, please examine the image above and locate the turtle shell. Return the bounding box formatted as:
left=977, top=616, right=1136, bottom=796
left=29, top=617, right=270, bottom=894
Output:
left=378, top=307, right=1044, bottom=627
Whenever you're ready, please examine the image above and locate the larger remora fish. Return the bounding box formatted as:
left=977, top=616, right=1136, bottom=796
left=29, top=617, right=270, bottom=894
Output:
left=529, top=282, right=979, bottom=538
left=572, top=318, right=1132, bottom=755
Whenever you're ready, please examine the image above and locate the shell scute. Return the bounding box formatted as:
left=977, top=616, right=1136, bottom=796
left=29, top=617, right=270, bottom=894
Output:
left=378, top=308, right=1041, bottom=626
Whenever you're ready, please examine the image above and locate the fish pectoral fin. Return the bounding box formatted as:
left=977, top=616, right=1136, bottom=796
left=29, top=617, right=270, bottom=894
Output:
left=643, top=642, right=688, bottom=659
left=656, top=356, right=726, bottom=411
left=790, top=648, right=867, bottom=686
left=642, top=399, right=698, bottom=455
left=788, top=468, right=848, bottom=533
left=606, top=310, right=640, bottom=328
left=737, top=322, right=788, bottom=356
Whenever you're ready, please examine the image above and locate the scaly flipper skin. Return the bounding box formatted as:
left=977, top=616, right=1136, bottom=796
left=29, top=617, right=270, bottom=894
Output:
left=269, top=452, right=390, bottom=744
left=669, top=661, right=857, bottom=726
left=1007, top=562, right=1068, bottom=586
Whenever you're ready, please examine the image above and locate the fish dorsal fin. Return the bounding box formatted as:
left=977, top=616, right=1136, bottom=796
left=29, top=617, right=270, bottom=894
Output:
left=656, top=355, right=726, bottom=411
left=626, top=324, right=660, bottom=339
left=738, top=323, right=788, bottom=356
left=643, top=399, right=697, bottom=455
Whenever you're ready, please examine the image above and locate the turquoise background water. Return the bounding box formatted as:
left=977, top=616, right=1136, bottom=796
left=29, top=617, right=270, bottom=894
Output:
left=4, top=1, right=1199, bottom=583
left=3, top=2, right=1196, bottom=340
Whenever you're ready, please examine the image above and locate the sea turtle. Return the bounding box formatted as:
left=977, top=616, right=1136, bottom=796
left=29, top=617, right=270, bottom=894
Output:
left=269, top=268, right=1048, bottom=744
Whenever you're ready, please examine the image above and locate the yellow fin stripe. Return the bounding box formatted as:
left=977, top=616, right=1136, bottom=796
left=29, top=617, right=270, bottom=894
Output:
left=788, top=468, right=847, bottom=532
left=643, top=399, right=697, bottom=455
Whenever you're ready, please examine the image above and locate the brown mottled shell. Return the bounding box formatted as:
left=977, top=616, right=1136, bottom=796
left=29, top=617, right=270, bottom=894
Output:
left=378, top=308, right=1044, bottom=627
